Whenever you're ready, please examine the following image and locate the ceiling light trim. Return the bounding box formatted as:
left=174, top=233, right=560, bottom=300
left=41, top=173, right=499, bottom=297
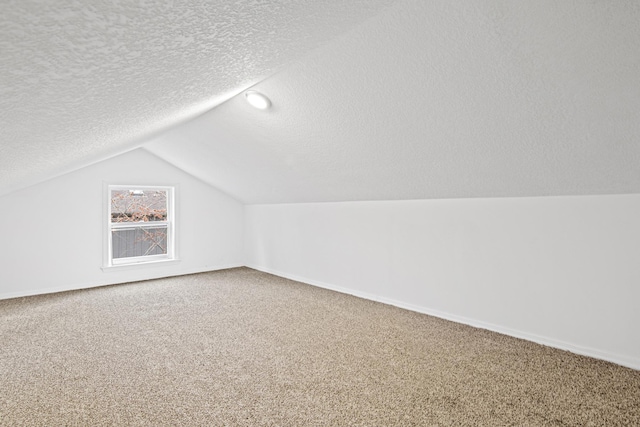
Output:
left=245, top=91, right=272, bottom=110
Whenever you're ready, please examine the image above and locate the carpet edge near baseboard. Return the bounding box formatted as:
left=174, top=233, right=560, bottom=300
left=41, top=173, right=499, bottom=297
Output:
left=245, top=263, right=640, bottom=371
left=0, top=263, right=244, bottom=301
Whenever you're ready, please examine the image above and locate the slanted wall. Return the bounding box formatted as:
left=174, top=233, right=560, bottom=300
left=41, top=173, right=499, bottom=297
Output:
left=245, top=195, right=640, bottom=369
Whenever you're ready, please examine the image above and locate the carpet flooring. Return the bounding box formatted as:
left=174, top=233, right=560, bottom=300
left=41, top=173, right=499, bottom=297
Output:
left=1, top=267, right=639, bottom=426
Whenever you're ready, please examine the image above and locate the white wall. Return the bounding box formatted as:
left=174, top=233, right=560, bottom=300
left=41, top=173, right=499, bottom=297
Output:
left=245, top=195, right=640, bottom=369
left=0, top=148, right=244, bottom=299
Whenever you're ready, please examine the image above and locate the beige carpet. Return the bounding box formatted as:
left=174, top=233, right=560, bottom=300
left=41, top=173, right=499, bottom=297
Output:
left=1, top=268, right=638, bottom=426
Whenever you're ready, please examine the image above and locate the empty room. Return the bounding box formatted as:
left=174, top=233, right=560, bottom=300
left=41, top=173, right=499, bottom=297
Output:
left=1, top=1, right=639, bottom=425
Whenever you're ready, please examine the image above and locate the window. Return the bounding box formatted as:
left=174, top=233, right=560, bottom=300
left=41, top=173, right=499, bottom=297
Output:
left=106, top=185, right=175, bottom=266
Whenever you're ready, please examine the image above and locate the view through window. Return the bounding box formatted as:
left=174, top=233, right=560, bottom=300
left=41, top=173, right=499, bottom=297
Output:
left=108, top=186, right=174, bottom=265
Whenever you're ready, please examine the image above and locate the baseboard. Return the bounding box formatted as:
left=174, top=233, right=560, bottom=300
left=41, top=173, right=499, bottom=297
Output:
left=247, top=264, right=640, bottom=371
left=0, top=264, right=243, bottom=301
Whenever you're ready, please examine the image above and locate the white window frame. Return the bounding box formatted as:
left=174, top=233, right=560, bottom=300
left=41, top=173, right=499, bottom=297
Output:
left=104, top=185, right=176, bottom=268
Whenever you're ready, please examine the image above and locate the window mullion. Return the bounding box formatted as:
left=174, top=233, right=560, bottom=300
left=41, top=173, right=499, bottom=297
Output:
left=110, top=221, right=169, bottom=230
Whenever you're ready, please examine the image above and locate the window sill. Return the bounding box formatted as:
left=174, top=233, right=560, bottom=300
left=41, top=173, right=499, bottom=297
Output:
left=101, top=258, right=181, bottom=272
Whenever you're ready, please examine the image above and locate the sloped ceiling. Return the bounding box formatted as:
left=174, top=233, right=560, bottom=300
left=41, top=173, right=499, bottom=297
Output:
left=0, top=0, right=395, bottom=196
left=146, top=0, right=640, bottom=204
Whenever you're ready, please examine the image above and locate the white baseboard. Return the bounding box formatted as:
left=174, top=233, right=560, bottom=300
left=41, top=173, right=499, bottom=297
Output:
left=247, top=264, right=640, bottom=371
left=0, top=264, right=243, bottom=301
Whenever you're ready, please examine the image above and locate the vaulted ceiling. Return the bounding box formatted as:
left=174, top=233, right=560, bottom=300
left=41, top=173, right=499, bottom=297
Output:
left=0, top=0, right=395, bottom=196
left=3, top=1, right=639, bottom=203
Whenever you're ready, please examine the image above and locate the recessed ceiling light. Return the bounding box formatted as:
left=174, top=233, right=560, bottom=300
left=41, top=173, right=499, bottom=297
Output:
left=245, top=91, right=271, bottom=110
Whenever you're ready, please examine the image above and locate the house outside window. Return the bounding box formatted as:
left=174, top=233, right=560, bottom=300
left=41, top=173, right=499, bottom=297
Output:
left=106, top=185, right=175, bottom=266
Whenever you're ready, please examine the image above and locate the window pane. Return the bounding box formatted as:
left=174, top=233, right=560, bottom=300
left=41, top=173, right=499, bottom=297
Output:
left=111, top=189, right=167, bottom=223
left=112, top=226, right=168, bottom=259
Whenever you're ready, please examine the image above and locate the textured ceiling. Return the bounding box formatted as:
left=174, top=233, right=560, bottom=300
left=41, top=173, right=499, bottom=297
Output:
left=147, top=0, right=640, bottom=204
left=0, top=0, right=395, bottom=196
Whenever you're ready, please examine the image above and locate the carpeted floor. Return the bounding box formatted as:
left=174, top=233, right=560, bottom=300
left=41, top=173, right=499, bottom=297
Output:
left=1, top=267, right=638, bottom=426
